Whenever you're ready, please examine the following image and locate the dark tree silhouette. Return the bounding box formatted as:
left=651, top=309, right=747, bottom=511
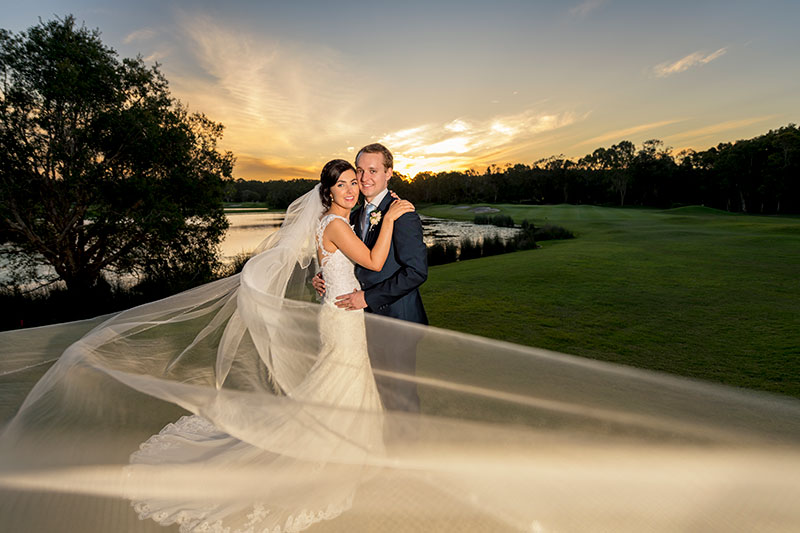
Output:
left=0, top=16, right=234, bottom=295
left=230, top=125, right=800, bottom=215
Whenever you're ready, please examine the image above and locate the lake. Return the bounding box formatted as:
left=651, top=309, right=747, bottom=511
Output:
left=221, top=210, right=520, bottom=260
left=1, top=210, right=519, bottom=289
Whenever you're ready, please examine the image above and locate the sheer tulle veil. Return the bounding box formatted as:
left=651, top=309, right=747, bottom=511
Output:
left=1, top=184, right=800, bottom=532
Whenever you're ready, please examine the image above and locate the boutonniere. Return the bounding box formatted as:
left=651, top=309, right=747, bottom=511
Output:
left=368, top=210, right=382, bottom=230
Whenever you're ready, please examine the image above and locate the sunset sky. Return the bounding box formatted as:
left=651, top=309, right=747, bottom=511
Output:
left=4, top=0, right=799, bottom=180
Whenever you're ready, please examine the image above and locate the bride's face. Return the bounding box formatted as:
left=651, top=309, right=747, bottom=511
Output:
left=330, top=170, right=359, bottom=210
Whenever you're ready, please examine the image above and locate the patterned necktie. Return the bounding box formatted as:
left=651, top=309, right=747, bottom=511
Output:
left=361, top=203, right=376, bottom=240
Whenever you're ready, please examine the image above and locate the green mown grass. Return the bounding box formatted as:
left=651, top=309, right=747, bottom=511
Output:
left=419, top=204, right=800, bottom=398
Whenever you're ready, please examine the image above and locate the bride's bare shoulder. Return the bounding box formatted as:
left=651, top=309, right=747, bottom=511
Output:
left=323, top=216, right=353, bottom=235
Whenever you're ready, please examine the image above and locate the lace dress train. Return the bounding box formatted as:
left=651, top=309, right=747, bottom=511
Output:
left=126, top=214, right=383, bottom=533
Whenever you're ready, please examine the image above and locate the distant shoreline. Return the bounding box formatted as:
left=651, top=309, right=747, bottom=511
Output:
left=224, top=207, right=273, bottom=213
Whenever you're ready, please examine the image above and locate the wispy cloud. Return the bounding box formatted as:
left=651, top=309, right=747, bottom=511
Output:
left=123, top=28, right=156, bottom=44
left=570, top=0, right=607, bottom=17
left=234, top=155, right=317, bottom=180
left=668, top=115, right=779, bottom=143
left=652, top=48, right=727, bottom=78
left=380, top=110, right=580, bottom=176
left=578, top=119, right=685, bottom=147
left=169, top=13, right=365, bottom=178
left=143, top=50, right=169, bottom=63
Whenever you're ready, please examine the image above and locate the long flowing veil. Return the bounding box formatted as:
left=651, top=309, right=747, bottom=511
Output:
left=1, top=185, right=799, bottom=531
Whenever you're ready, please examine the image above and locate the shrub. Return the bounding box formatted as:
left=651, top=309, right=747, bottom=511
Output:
left=482, top=235, right=505, bottom=257
left=221, top=251, right=252, bottom=276
left=427, top=242, right=461, bottom=266
left=0, top=252, right=254, bottom=331
left=427, top=243, right=448, bottom=266
left=1, top=281, right=135, bottom=331
left=515, top=219, right=538, bottom=250
left=491, top=214, right=515, bottom=228
left=459, top=238, right=483, bottom=261
left=444, top=243, right=459, bottom=263
left=535, top=224, right=575, bottom=241
left=515, top=233, right=538, bottom=250
left=473, top=214, right=515, bottom=227
left=504, top=238, right=518, bottom=253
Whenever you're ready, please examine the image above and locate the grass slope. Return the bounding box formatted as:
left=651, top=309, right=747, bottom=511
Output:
left=419, top=204, right=800, bottom=398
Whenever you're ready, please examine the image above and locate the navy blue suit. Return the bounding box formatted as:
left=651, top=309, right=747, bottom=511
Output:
left=351, top=191, right=428, bottom=412
left=351, top=192, right=428, bottom=325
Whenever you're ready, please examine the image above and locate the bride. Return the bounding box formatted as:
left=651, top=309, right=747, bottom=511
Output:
left=1, top=161, right=799, bottom=532
left=126, top=159, right=415, bottom=532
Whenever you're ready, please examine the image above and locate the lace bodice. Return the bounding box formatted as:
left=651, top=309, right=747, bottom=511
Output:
left=317, top=214, right=361, bottom=303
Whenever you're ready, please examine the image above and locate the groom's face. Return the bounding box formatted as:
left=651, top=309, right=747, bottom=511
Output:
left=356, top=152, right=392, bottom=203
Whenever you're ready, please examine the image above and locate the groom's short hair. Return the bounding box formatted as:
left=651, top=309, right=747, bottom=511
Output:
left=356, top=143, right=393, bottom=170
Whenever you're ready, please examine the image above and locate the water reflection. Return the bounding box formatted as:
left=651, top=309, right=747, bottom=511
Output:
left=222, top=212, right=284, bottom=259
left=1, top=211, right=521, bottom=288
left=420, top=215, right=519, bottom=248
left=220, top=211, right=520, bottom=260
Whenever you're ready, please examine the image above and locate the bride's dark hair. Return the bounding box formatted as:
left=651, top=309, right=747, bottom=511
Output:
left=319, top=159, right=356, bottom=209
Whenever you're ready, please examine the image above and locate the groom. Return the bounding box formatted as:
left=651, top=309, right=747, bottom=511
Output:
left=316, top=143, right=428, bottom=412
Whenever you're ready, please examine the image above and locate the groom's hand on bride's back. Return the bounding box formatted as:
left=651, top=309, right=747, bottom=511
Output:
left=312, top=272, right=325, bottom=297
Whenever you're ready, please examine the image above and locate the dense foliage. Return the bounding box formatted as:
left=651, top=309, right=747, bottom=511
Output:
left=394, top=127, right=800, bottom=213
left=0, top=16, right=234, bottom=295
left=226, top=179, right=317, bottom=209
left=231, top=125, right=800, bottom=214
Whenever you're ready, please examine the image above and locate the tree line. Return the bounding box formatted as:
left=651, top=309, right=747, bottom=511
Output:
left=231, top=125, right=800, bottom=214
left=398, top=126, right=800, bottom=213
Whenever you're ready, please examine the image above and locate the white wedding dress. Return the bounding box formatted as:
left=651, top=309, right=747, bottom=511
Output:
left=2, top=184, right=800, bottom=532
left=127, top=214, right=384, bottom=533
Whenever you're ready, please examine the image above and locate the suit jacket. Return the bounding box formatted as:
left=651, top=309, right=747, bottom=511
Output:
left=351, top=191, right=428, bottom=325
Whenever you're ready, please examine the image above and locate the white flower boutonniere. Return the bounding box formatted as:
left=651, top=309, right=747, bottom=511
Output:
left=369, top=210, right=382, bottom=230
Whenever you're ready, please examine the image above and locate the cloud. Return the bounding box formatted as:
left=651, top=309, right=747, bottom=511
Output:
left=180, top=15, right=358, bottom=134
left=578, top=119, right=685, bottom=147
left=234, top=155, right=317, bottom=180
left=143, top=50, right=169, bottom=63
left=668, top=115, right=779, bottom=143
left=570, top=0, right=607, bottom=17
left=123, top=28, right=156, bottom=44
left=380, top=109, right=581, bottom=176
left=445, top=119, right=469, bottom=133
left=652, top=48, right=727, bottom=77
left=166, top=13, right=366, bottom=178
